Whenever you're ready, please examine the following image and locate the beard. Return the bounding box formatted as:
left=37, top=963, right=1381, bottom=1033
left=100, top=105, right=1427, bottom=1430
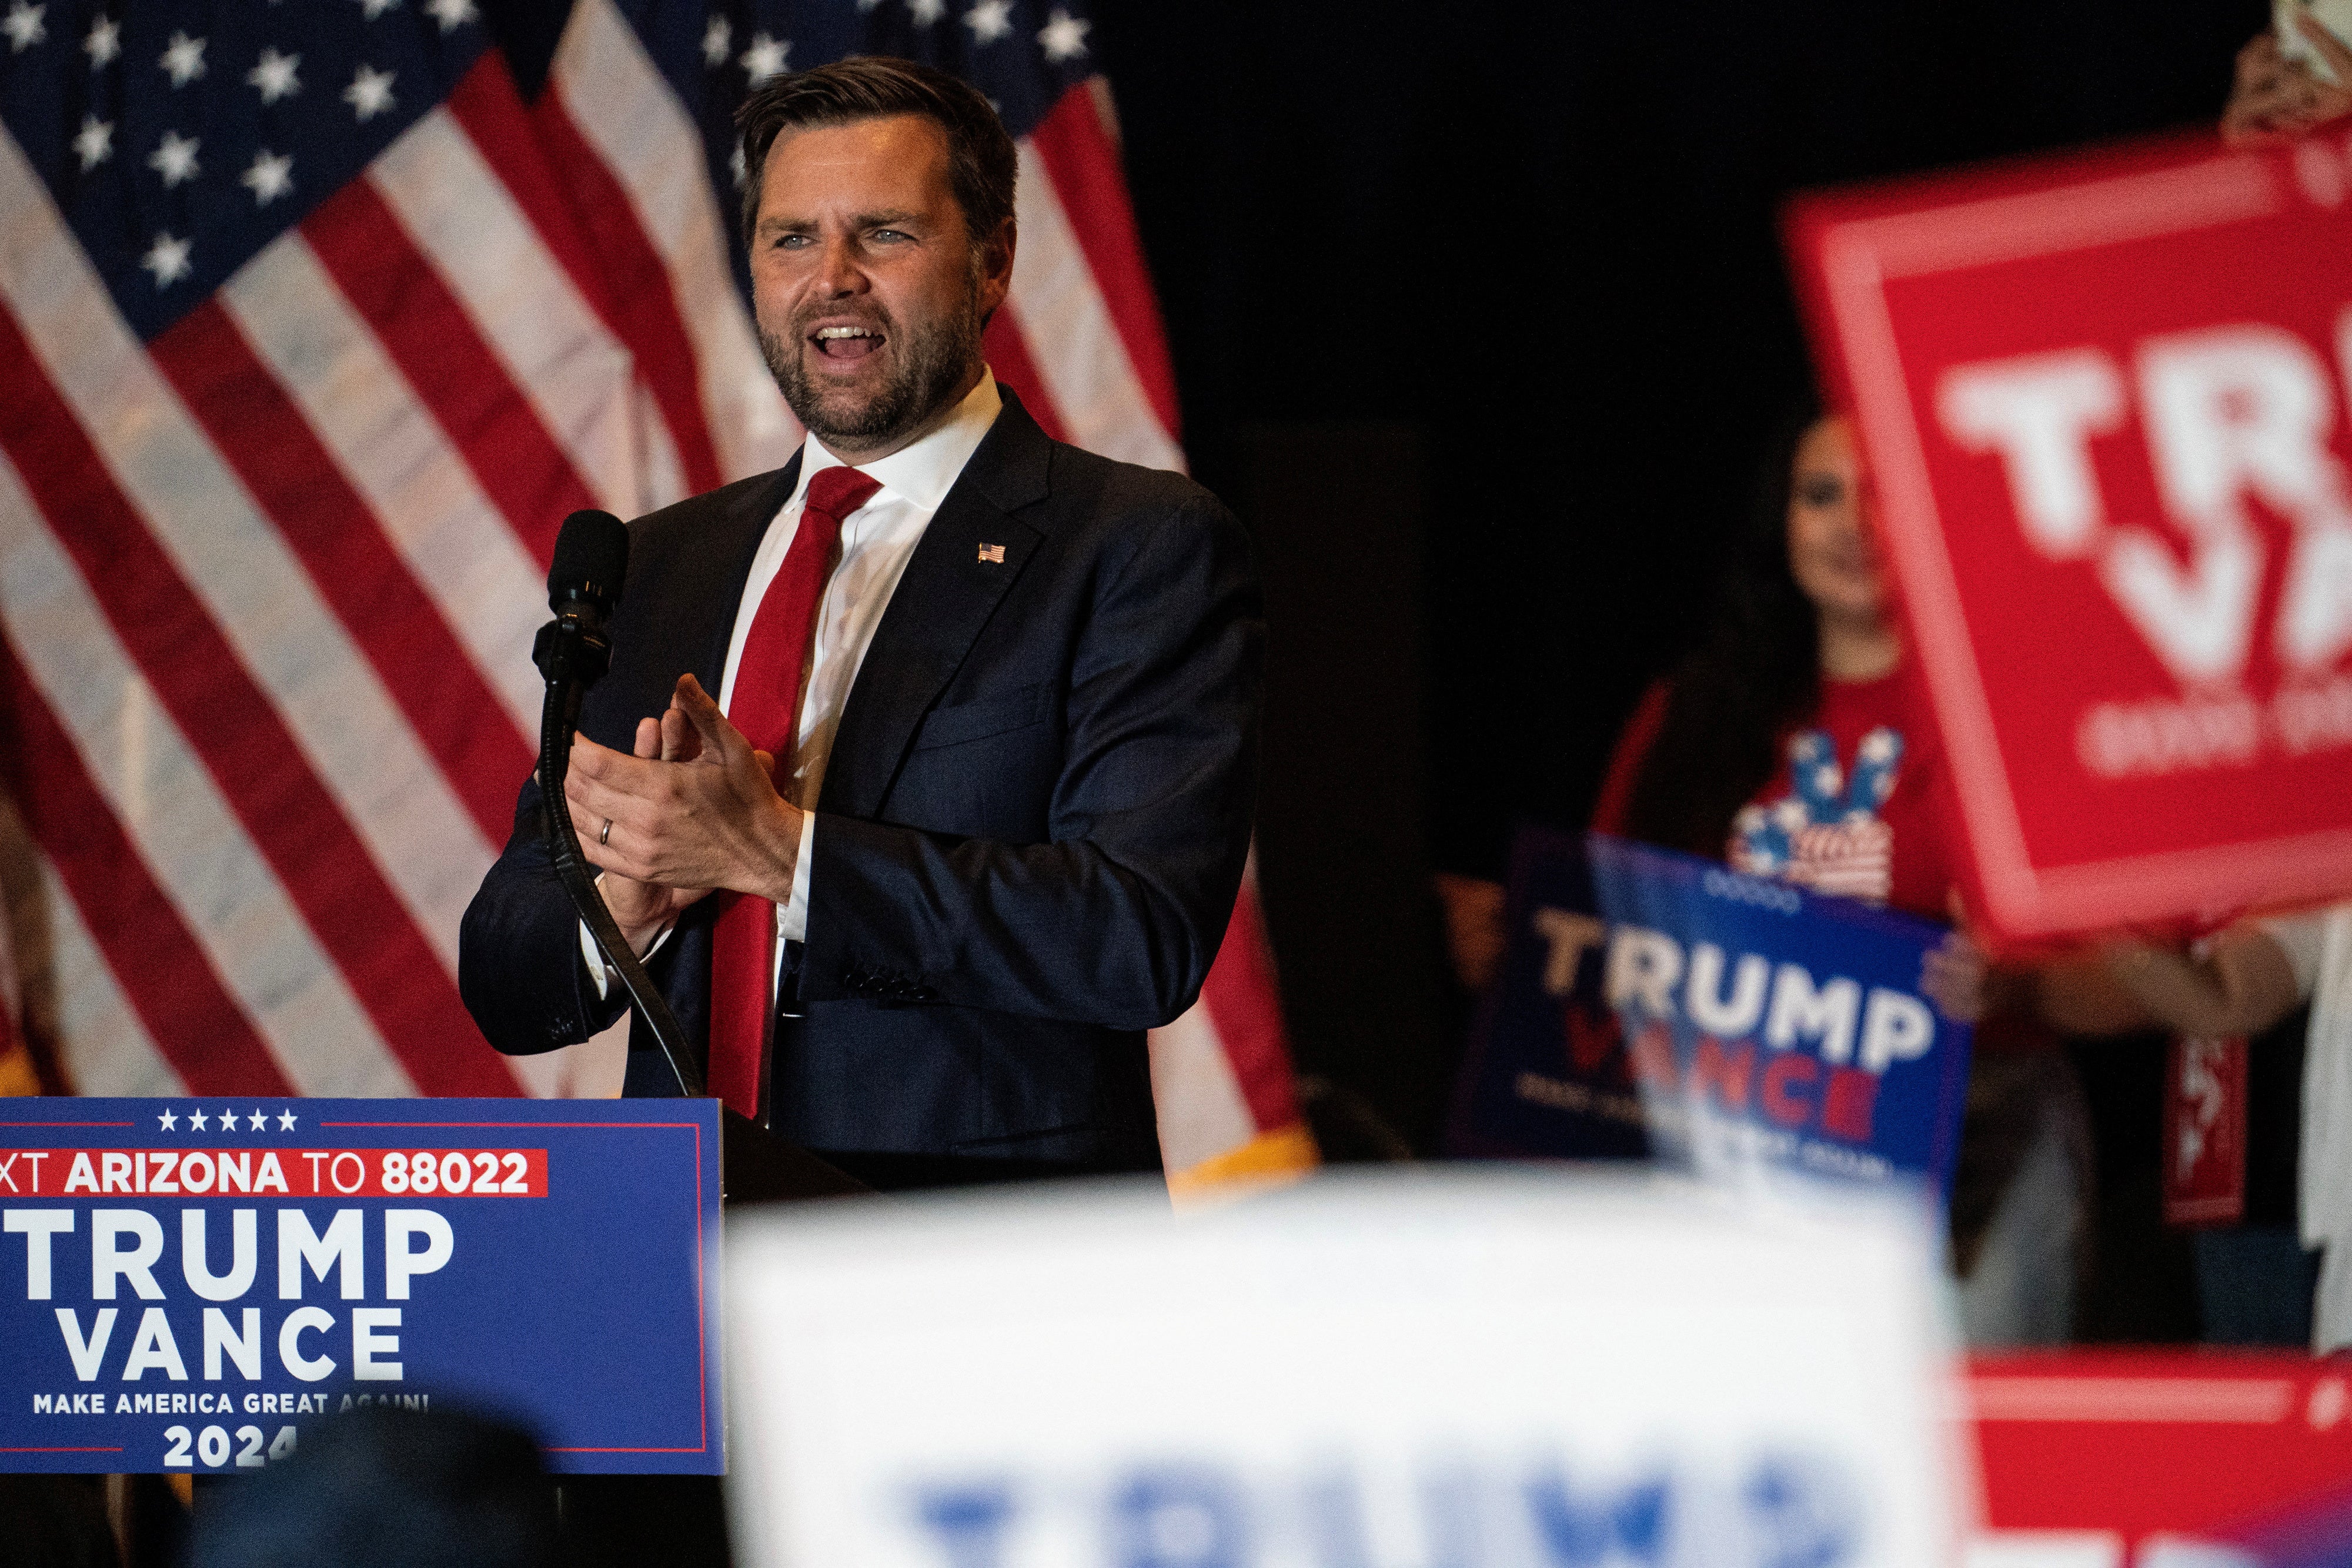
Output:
left=760, top=267, right=985, bottom=450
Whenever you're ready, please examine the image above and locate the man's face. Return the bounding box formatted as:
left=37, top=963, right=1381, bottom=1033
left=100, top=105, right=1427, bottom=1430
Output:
left=749, top=114, right=1011, bottom=457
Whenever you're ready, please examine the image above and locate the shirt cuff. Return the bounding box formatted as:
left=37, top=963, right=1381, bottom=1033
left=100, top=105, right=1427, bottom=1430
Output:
left=580, top=874, right=676, bottom=1001
left=781, top=814, right=815, bottom=944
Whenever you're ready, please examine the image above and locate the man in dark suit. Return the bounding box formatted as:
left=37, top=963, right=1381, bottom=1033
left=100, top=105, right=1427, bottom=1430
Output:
left=457, top=58, right=1261, bottom=1189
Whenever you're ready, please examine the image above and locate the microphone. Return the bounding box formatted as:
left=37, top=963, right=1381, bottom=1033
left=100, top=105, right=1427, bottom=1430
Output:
left=533, top=510, right=629, bottom=689
left=527, top=509, right=704, bottom=1099
left=520, top=510, right=866, bottom=1198
left=547, top=507, right=629, bottom=627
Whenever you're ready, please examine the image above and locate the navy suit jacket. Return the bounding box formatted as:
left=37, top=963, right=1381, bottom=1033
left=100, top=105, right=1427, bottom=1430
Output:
left=458, top=390, right=1264, bottom=1169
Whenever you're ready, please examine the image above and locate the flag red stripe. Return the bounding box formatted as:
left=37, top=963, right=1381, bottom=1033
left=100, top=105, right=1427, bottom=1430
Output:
left=1027, top=88, right=1184, bottom=437
left=300, top=178, right=594, bottom=569
left=0, top=639, right=293, bottom=1096
left=517, top=85, right=726, bottom=497
left=1197, top=882, right=1302, bottom=1132
left=0, top=310, right=519, bottom=1098
left=152, top=301, right=533, bottom=847
left=983, top=309, right=1071, bottom=444
left=444, top=56, right=617, bottom=323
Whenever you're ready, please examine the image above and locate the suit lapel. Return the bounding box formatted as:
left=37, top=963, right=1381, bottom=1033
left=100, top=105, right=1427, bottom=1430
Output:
left=693, top=453, right=804, bottom=693
left=821, top=392, right=1054, bottom=818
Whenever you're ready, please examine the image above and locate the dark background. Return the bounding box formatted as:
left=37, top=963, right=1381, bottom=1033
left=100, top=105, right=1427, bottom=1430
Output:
left=1087, top=0, right=2269, bottom=1148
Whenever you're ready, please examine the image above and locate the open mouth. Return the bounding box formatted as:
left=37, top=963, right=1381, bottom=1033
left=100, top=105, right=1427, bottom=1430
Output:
left=811, top=325, right=884, bottom=362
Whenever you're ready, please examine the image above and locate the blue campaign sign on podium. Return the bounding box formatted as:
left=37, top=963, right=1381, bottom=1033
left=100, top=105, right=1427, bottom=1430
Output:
left=1448, top=830, right=1974, bottom=1200
left=0, top=1097, right=721, bottom=1475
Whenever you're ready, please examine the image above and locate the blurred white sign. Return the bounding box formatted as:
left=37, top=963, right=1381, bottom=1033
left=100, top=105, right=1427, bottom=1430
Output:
left=724, top=1169, right=1970, bottom=1568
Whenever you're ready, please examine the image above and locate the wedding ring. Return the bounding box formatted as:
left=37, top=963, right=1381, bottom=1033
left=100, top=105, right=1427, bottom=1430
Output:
left=599, top=818, right=613, bottom=846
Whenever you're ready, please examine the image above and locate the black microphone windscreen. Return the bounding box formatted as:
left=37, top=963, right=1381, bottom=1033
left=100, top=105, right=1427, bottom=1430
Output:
left=548, top=509, right=629, bottom=618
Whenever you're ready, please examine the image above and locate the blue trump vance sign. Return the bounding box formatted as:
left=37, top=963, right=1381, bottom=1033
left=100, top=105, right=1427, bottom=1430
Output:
left=2, top=1097, right=720, bottom=1475
left=1449, top=831, right=1973, bottom=1199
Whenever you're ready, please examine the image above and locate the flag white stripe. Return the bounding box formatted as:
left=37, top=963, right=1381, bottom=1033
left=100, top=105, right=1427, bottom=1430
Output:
left=0, top=453, right=415, bottom=1098
left=219, top=231, right=549, bottom=744
left=1009, top=142, right=1185, bottom=473
left=551, top=0, right=799, bottom=482
left=0, top=130, right=497, bottom=987
left=0, top=800, right=182, bottom=1097
left=368, top=109, right=640, bottom=517
left=1147, top=1002, right=1260, bottom=1172
left=503, top=1015, right=630, bottom=1101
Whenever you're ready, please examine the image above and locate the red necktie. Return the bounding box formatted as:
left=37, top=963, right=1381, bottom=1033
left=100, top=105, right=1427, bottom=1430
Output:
left=707, top=464, right=881, bottom=1119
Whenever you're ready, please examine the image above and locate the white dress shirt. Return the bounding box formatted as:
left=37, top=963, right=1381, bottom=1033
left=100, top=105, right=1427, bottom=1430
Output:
left=2259, top=904, right=2352, bottom=1352
left=583, top=372, right=1004, bottom=999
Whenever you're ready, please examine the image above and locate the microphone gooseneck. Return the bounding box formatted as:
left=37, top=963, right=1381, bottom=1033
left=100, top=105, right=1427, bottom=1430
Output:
left=534, top=509, right=703, bottom=1100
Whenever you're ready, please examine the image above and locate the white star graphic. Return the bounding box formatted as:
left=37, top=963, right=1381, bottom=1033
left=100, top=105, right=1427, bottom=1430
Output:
left=148, top=129, right=200, bottom=187
left=158, top=29, right=205, bottom=87
left=187, top=1106, right=209, bottom=1130
left=71, top=115, right=112, bottom=170
left=739, top=31, right=786, bottom=85
left=250, top=1108, right=269, bottom=1129
left=1037, top=8, right=1090, bottom=62
left=3, top=2, right=46, bottom=54
left=700, top=14, right=729, bottom=66
left=425, top=0, right=476, bottom=32
left=247, top=46, right=299, bottom=103
left=908, top=0, right=945, bottom=26
left=963, top=0, right=1012, bottom=44
left=344, top=62, right=395, bottom=121
left=278, top=1110, right=298, bottom=1131
left=82, top=13, right=115, bottom=66
left=359, top=0, right=400, bottom=18
left=242, top=149, right=292, bottom=205
left=158, top=1108, right=178, bottom=1131
left=133, top=234, right=186, bottom=286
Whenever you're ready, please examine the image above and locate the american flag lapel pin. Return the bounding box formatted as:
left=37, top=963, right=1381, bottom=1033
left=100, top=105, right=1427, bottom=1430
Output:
left=978, top=543, right=1007, bottom=564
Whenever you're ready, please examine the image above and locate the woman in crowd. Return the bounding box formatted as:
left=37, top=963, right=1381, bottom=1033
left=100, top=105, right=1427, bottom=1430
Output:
left=1437, top=402, right=2090, bottom=1345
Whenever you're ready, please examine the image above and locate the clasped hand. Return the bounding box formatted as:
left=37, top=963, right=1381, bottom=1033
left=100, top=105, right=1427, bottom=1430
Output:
left=565, top=673, right=801, bottom=950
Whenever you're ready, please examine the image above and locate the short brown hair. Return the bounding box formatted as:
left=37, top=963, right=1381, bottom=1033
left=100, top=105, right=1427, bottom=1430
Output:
left=736, top=56, right=1017, bottom=251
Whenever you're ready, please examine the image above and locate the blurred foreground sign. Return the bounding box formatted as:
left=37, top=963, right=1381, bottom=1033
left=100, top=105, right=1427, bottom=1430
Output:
left=1968, top=1351, right=2352, bottom=1565
left=0, top=1097, right=720, bottom=1475
left=727, top=1173, right=1967, bottom=1568
left=1446, top=831, right=1973, bottom=1202
left=1788, top=131, right=2352, bottom=947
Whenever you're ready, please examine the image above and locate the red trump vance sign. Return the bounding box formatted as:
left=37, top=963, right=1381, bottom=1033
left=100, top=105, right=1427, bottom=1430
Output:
left=1789, top=129, right=2352, bottom=948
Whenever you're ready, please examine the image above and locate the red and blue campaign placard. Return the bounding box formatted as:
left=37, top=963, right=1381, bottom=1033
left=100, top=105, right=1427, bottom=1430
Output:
left=1448, top=831, right=1974, bottom=1199
left=0, top=1097, right=720, bottom=1475
left=1786, top=131, right=2352, bottom=948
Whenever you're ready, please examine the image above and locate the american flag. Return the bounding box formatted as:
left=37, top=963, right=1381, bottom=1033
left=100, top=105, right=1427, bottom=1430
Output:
left=0, top=0, right=1313, bottom=1187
